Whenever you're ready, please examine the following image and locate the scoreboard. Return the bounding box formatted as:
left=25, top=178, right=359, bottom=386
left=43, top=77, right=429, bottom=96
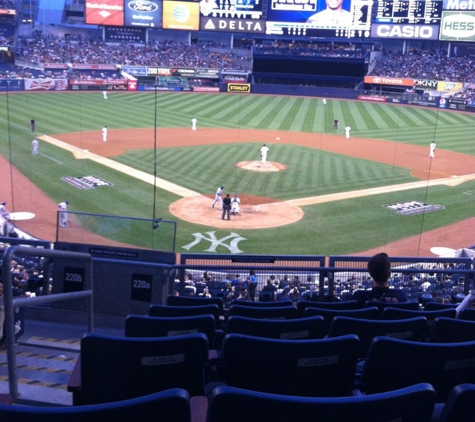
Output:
left=375, top=0, right=443, bottom=24
left=83, top=0, right=475, bottom=40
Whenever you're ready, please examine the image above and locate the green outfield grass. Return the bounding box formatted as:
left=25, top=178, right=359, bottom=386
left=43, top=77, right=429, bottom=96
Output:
left=1, top=91, right=475, bottom=254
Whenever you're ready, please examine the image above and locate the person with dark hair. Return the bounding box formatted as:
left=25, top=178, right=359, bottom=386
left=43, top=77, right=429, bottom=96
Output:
left=212, top=185, right=224, bottom=209
left=249, top=269, right=258, bottom=302
left=0, top=201, right=10, bottom=219
left=351, top=252, right=407, bottom=307
left=58, top=200, right=69, bottom=227
left=222, top=193, right=231, bottom=220
left=30, top=118, right=35, bottom=132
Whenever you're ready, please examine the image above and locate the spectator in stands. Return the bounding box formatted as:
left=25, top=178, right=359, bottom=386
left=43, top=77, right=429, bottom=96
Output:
left=261, top=278, right=277, bottom=300
left=0, top=201, right=10, bottom=219
left=351, top=252, right=407, bottom=307
left=306, top=0, right=352, bottom=27
left=456, top=291, right=475, bottom=317
left=248, top=270, right=258, bottom=301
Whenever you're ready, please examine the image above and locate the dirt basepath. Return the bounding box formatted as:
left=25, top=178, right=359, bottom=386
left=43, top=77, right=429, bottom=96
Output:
left=3, top=127, right=475, bottom=256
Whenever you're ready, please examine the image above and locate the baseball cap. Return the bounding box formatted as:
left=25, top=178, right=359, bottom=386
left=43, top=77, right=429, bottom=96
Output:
left=1, top=201, right=5, bottom=205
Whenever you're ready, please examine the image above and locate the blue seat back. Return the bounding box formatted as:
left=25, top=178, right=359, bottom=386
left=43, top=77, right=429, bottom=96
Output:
left=228, top=304, right=298, bottom=319
left=125, top=314, right=216, bottom=348
left=361, top=336, right=475, bottom=401
left=221, top=333, right=359, bottom=397
left=429, top=317, right=475, bottom=343
left=226, top=315, right=326, bottom=340
left=297, top=300, right=359, bottom=317
left=328, top=316, right=427, bottom=357
left=80, top=333, right=208, bottom=404
left=206, top=384, right=436, bottom=422
left=166, top=295, right=224, bottom=313
left=0, top=389, right=190, bottom=422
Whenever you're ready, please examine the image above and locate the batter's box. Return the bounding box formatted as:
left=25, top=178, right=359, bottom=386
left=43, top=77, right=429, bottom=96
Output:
left=384, top=201, right=445, bottom=216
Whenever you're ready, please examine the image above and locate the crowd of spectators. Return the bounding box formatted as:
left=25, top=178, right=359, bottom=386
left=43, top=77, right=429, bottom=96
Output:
left=175, top=261, right=467, bottom=308
left=370, top=49, right=475, bottom=83
left=253, top=40, right=368, bottom=58
left=16, top=34, right=252, bottom=71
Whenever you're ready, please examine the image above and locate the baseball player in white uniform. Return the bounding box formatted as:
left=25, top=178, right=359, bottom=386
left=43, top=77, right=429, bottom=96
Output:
left=345, top=126, right=351, bottom=139
left=212, top=185, right=224, bottom=209
left=32, top=138, right=39, bottom=155
left=58, top=201, right=69, bottom=227
left=260, top=144, right=269, bottom=164
left=102, top=126, right=108, bottom=142
left=191, top=117, right=197, bottom=131
left=322, top=98, right=327, bottom=105
left=0, top=201, right=10, bottom=220
left=231, top=193, right=241, bottom=215
left=103, top=90, right=108, bottom=100
left=429, top=141, right=436, bottom=158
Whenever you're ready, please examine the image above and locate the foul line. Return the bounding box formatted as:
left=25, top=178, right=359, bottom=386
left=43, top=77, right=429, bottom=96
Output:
left=39, top=152, right=63, bottom=164
left=39, top=135, right=475, bottom=206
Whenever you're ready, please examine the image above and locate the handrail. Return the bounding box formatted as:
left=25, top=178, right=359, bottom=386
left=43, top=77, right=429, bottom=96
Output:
left=1, top=246, right=94, bottom=399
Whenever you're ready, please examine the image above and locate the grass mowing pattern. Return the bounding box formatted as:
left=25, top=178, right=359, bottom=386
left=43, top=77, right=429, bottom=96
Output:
left=1, top=91, right=475, bottom=254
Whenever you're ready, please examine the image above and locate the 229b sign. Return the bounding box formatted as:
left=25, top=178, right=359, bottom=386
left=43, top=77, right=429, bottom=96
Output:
left=131, top=273, right=153, bottom=302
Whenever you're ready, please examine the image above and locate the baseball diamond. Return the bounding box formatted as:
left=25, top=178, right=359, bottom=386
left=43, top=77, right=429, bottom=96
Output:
left=1, top=92, right=475, bottom=256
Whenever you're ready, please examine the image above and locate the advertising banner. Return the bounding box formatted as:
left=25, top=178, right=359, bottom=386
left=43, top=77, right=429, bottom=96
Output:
left=413, top=79, right=439, bottom=89
left=105, top=26, right=147, bottom=42
left=0, top=79, right=23, bottom=91
left=124, top=0, right=162, bottom=27
left=227, top=83, right=251, bottom=93
left=371, top=24, right=439, bottom=40
left=171, top=67, right=195, bottom=77
left=358, top=95, right=387, bottom=101
left=200, top=17, right=266, bottom=33
left=439, top=11, right=475, bottom=40
left=85, top=0, right=124, bottom=26
left=122, top=66, right=148, bottom=76
left=25, top=78, right=68, bottom=91
left=364, top=76, right=414, bottom=86
left=196, top=68, right=220, bottom=79
left=162, top=1, right=200, bottom=30
left=436, top=81, right=464, bottom=92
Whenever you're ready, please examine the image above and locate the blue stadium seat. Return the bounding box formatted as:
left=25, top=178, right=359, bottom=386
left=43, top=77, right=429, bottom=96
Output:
left=225, top=315, right=326, bottom=339
left=0, top=389, right=191, bottom=422
left=429, top=317, right=475, bottom=343
left=207, top=333, right=359, bottom=397
left=166, top=294, right=224, bottom=314
left=458, top=308, right=475, bottom=321
left=297, top=299, right=359, bottom=317
left=380, top=307, right=456, bottom=321
left=303, top=306, right=380, bottom=335
left=68, top=332, right=209, bottom=405
left=228, top=304, right=298, bottom=319
left=431, top=383, right=475, bottom=422
left=230, top=299, right=293, bottom=307
left=360, top=336, right=475, bottom=401
left=364, top=300, right=419, bottom=314
left=125, top=314, right=217, bottom=349
left=328, top=315, right=427, bottom=357
left=206, top=383, right=436, bottom=422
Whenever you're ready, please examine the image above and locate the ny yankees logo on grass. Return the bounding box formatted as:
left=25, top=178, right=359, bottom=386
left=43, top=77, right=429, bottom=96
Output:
left=182, top=231, right=247, bottom=254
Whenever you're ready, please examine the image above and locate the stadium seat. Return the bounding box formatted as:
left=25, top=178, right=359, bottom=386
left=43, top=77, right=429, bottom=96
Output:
left=359, top=336, right=475, bottom=401
left=149, top=303, right=223, bottom=330
left=328, top=316, right=427, bottom=357
left=458, top=308, right=475, bottom=321
left=380, top=307, right=456, bottom=321
left=423, top=302, right=458, bottom=311
left=125, top=314, right=217, bottom=349
left=303, top=306, right=380, bottom=335
left=297, top=299, right=359, bottom=317
left=431, top=383, right=475, bottom=422
left=0, top=389, right=191, bottom=422
left=207, top=333, right=359, bottom=397
left=225, top=315, right=326, bottom=339
left=230, top=299, right=293, bottom=307
left=364, top=300, right=419, bottom=314
left=228, top=304, right=298, bottom=319
left=68, top=332, right=209, bottom=405
left=166, top=294, right=224, bottom=314
left=206, top=383, right=436, bottom=422
left=429, top=317, right=475, bottom=343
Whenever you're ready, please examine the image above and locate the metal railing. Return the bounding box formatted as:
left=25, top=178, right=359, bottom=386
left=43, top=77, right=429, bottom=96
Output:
left=1, top=246, right=94, bottom=398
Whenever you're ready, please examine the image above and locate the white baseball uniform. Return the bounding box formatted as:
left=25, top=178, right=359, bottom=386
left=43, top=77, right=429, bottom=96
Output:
left=32, top=139, right=39, bottom=155
left=345, top=126, right=351, bottom=139
left=231, top=195, right=240, bottom=215
left=260, top=144, right=269, bottom=164
left=322, top=98, right=327, bottom=105
left=103, top=90, right=108, bottom=100
left=212, top=186, right=224, bottom=209
left=58, top=201, right=68, bottom=227
left=102, top=126, right=108, bottom=142
left=191, top=118, right=197, bottom=131
left=429, top=141, right=436, bottom=158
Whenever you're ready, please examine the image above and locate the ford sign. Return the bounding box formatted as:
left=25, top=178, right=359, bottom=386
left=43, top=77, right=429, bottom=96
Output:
left=128, top=1, right=158, bottom=12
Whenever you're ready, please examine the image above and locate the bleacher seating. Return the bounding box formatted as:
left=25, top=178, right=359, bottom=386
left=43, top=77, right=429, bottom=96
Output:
left=431, top=383, right=475, bottom=422
left=0, top=389, right=191, bottom=422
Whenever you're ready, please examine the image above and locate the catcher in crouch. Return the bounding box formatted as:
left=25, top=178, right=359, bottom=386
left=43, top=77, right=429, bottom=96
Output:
left=231, top=193, right=241, bottom=215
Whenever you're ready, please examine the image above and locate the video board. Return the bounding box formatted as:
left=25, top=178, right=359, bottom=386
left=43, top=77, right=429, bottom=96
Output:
left=375, top=0, right=443, bottom=24
left=265, top=0, right=373, bottom=38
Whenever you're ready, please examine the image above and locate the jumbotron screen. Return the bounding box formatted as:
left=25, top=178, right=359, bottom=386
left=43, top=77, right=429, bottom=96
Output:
left=265, top=0, right=373, bottom=38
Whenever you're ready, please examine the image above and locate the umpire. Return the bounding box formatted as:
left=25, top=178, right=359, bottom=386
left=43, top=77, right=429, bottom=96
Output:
left=222, top=194, right=231, bottom=220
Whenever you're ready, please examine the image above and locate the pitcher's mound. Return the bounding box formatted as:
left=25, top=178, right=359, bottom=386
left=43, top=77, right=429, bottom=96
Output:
left=236, top=161, right=287, bottom=172
left=170, top=195, right=303, bottom=229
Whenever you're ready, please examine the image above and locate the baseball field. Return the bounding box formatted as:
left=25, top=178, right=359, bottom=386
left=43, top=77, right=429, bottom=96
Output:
left=1, top=90, right=475, bottom=256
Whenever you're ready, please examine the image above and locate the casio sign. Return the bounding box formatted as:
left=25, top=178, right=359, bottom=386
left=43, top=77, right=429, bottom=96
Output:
left=376, top=25, right=435, bottom=39
left=128, top=1, right=158, bottom=12
left=441, top=14, right=475, bottom=38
